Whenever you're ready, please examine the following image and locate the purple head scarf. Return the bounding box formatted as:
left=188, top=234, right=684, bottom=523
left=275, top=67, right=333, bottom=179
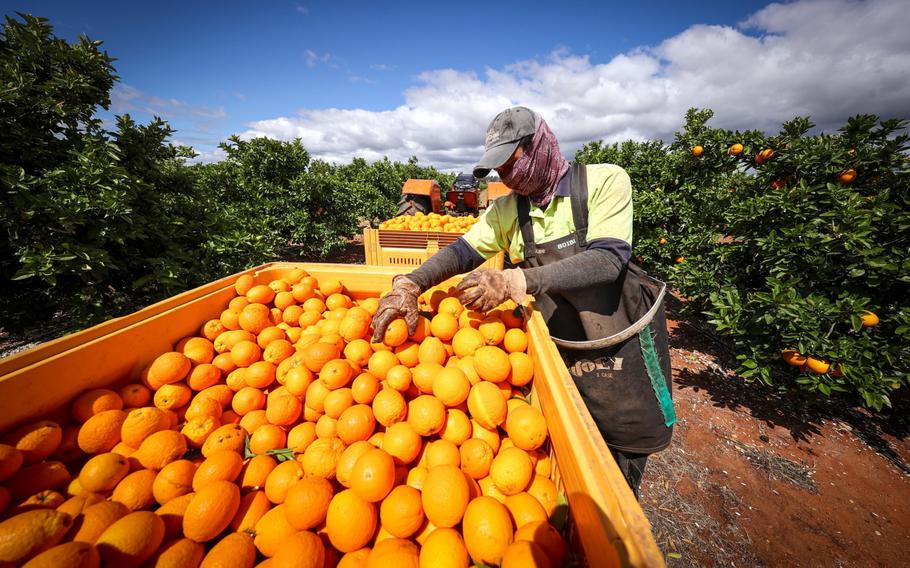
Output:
left=500, top=113, right=569, bottom=208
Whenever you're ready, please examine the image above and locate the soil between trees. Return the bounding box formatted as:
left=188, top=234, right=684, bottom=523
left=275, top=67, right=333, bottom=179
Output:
left=1, top=239, right=907, bottom=566
left=647, top=295, right=910, bottom=567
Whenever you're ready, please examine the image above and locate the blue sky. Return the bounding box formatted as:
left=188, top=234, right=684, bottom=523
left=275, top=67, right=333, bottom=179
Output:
left=3, top=0, right=909, bottom=169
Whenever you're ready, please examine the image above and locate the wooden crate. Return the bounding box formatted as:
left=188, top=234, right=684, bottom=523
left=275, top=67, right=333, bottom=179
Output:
left=0, top=263, right=664, bottom=567
left=363, top=228, right=504, bottom=270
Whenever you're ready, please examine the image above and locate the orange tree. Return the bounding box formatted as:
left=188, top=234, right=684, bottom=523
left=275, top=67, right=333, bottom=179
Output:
left=197, top=139, right=454, bottom=258
left=0, top=14, right=434, bottom=326
left=0, top=16, right=267, bottom=323
left=331, top=156, right=455, bottom=224
left=577, top=109, right=909, bottom=411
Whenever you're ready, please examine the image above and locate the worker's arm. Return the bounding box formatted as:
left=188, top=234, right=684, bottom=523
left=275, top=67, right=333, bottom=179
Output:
left=522, top=246, right=625, bottom=295
left=371, top=240, right=484, bottom=342
left=371, top=203, right=509, bottom=342
left=525, top=164, right=633, bottom=294
left=406, top=196, right=512, bottom=290
left=405, top=238, right=485, bottom=291
left=456, top=246, right=625, bottom=312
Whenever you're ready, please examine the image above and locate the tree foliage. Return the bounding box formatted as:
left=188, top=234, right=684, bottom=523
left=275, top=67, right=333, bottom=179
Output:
left=577, top=109, right=910, bottom=410
left=0, top=15, right=446, bottom=324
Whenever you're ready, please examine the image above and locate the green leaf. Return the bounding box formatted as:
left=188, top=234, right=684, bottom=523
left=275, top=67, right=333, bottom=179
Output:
left=181, top=448, right=203, bottom=460
left=265, top=448, right=297, bottom=462
left=550, top=491, right=570, bottom=533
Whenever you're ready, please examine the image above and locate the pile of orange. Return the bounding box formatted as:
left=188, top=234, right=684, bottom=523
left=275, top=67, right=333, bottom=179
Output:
left=0, top=269, right=568, bottom=567
left=379, top=212, right=478, bottom=234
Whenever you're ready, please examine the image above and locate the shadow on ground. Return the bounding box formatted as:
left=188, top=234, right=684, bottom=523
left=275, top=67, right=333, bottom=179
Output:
left=664, top=292, right=910, bottom=474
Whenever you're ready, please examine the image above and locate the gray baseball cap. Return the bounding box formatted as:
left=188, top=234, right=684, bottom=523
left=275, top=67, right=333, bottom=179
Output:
left=473, top=106, right=537, bottom=178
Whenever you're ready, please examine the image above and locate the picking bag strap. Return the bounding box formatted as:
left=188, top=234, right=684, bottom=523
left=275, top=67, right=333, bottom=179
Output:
left=568, top=163, right=589, bottom=248
left=639, top=324, right=677, bottom=428
left=516, top=195, right=540, bottom=266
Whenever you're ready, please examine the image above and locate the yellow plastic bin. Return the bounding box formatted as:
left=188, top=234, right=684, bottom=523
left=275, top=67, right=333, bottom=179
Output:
left=363, top=228, right=504, bottom=270
left=0, top=262, right=663, bottom=567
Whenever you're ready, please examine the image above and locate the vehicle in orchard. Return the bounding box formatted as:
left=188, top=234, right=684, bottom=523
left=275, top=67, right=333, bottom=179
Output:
left=396, top=179, right=443, bottom=216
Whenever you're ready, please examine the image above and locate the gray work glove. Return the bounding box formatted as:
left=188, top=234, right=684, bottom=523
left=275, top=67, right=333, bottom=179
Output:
left=455, top=268, right=527, bottom=313
left=371, top=275, right=421, bottom=343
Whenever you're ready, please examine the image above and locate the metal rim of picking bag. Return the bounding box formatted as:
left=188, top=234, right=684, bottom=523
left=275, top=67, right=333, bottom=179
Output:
left=547, top=279, right=667, bottom=351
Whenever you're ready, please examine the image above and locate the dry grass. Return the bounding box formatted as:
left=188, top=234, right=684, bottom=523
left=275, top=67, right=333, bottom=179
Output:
left=640, top=421, right=766, bottom=567
left=722, top=435, right=817, bottom=494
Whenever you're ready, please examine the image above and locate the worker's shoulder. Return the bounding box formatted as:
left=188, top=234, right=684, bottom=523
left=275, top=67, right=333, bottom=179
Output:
left=582, top=162, right=630, bottom=180
left=487, top=191, right=518, bottom=212
left=581, top=163, right=631, bottom=195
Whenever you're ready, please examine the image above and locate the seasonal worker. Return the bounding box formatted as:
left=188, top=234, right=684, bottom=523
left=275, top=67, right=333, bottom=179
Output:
left=371, top=106, right=676, bottom=498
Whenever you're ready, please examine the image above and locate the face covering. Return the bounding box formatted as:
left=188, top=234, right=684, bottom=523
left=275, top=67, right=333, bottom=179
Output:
left=500, top=114, right=569, bottom=208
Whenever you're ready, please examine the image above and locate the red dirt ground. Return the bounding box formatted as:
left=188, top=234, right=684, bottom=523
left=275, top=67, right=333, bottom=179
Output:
left=643, top=297, right=910, bottom=567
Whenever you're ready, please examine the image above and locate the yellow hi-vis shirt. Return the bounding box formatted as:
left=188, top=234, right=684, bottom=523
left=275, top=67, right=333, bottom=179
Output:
left=463, top=164, right=633, bottom=265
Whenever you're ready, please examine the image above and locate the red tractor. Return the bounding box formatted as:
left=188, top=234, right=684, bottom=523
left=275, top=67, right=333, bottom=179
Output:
left=396, top=179, right=442, bottom=216
left=396, top=176, right=512, bottom=217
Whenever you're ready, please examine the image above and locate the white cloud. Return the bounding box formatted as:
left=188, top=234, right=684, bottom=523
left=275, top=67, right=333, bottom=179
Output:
left=304, top=49, right=332, bottom=68
left=295, top=5, right=309, bottom=15
left=242, top=0, right=910, bottom=172
left=187, top=146, right=227, bottom=165
left=370, top=64, right=395, bottom=71
left=108, top=86, right=228, bottom=165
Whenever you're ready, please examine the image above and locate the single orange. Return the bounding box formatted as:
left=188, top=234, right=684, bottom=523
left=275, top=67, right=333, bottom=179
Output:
left=417, top=337, right=447, bottom=366
left=351, top=372, right=380, bottom=405
left=337, top=404, right=377, bottom=445
left=462, top=496, right=513, bottom=565
left=421, top=464, right=470, bottom=528
left=284, top=475, right=334, bottom=530
left=382, top=422, right=422, bottom=465
left=350, top=448, right=396, bottom=503
left=508, top=352, right=534, bottom=387
left=249, top=424, right=287, bottom=455
left=430, top=313, right=459, bottom=342
left=372, top=388, right=408, bottom=427
left=407, top=395, right=446, bottom=436
left=252, top=504, right=297, bottom=557
left=325, top=490, right=376, bottom=553
left=432, top=367, right=471, bottom=407
left=299, top=437, right=345, bottom=480
left=72, top=389, right=124, bottom=423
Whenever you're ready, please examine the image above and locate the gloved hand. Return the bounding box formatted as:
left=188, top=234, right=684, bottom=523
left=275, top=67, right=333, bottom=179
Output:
left=371, top=275, right=421, bottom=343
left=455, top=268, right=527, bottom=313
